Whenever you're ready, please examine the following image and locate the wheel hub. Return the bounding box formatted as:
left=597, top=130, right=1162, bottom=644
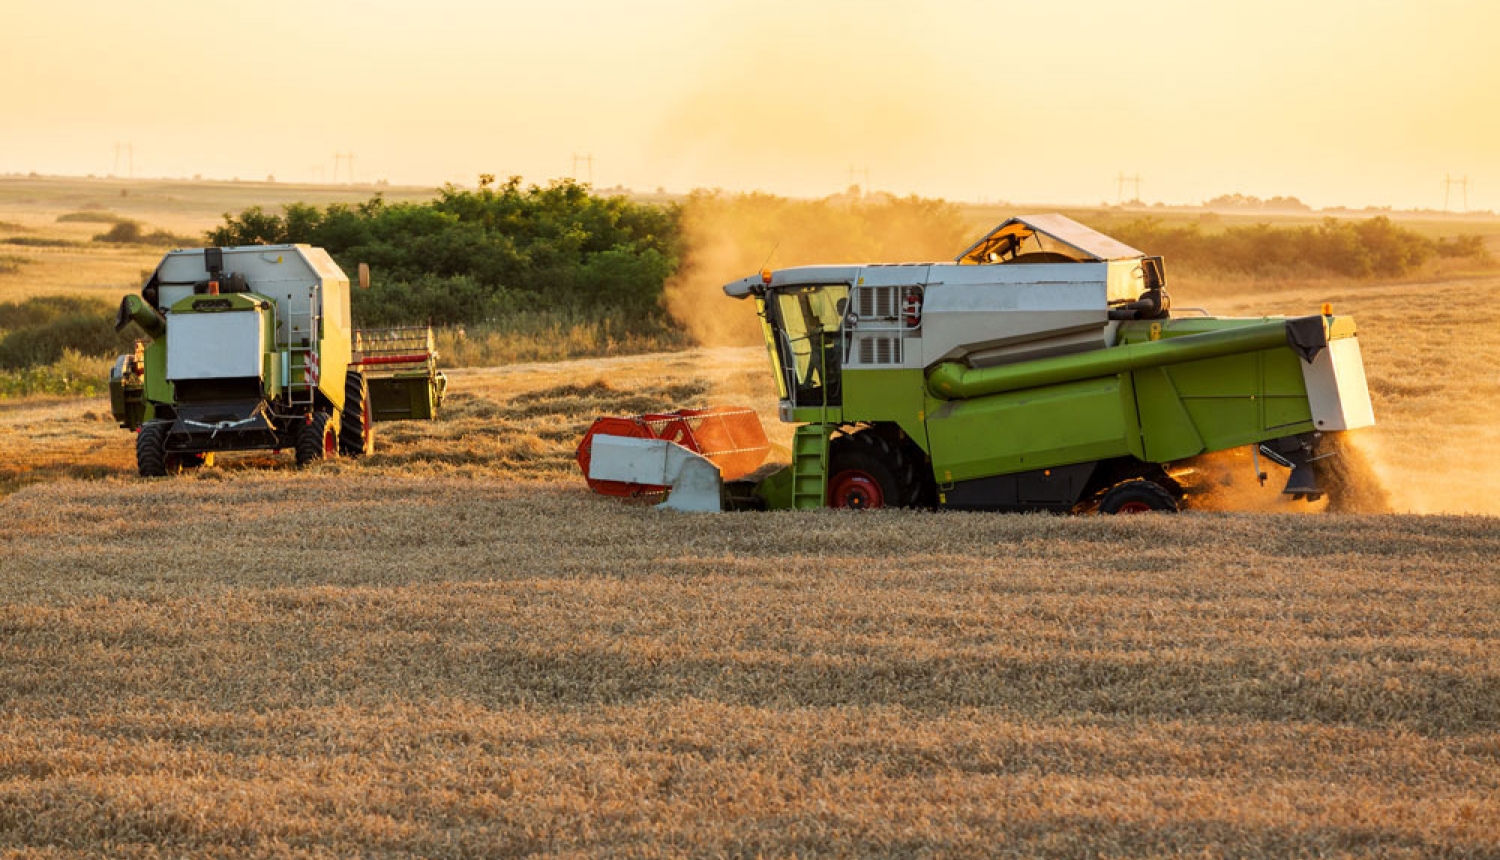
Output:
left=829, top=471, right=884, bottom=509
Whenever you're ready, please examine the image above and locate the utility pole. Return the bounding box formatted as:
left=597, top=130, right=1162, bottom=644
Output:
left=1117, top=172, right=1142, bottom=204
left=572, top=153, right=595, bottom=185
left=1443, top=174, right=1469, bottom=212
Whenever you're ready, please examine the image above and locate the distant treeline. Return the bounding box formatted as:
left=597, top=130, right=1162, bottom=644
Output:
left=1107, top=216, right=1491, bottom=278
left=4, top=188, right=1496, bottom=393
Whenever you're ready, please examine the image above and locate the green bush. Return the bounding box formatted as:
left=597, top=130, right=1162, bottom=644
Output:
left=0, top=296, right=131, bottom=370
left=0, top=349, right=107, bottom=398
left=211, top=177, right=681, bottom=329
left=1435, top=234, right=1492, bottom=261
left=93, top=220, right=194, bottom=246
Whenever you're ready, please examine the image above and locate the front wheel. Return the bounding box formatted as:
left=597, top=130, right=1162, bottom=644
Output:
left=296, top=412, right=339, bottom=467
left=136, top=422, right=171, bottom=477
left=1098, top=479, right=1179, bottom=514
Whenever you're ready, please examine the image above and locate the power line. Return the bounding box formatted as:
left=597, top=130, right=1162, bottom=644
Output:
left=1117, top=172, right=1142, bottom=204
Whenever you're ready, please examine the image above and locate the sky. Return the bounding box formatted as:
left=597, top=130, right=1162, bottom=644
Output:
left=2, top=0, right=1497, bottom=210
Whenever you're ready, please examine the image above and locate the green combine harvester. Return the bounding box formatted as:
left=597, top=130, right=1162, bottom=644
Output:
left=110, top=245, right=446, bottom=475
left=578, top=214, right=1380, bottom=513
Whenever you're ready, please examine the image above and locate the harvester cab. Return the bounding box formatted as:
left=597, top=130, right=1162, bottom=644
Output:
left=111, top=245, right=447, bottom=475
left=581, top=214, right=1381, bottom=514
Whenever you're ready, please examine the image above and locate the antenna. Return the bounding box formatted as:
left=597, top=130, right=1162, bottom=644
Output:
left=1117, top=172, right=1142, bottom=204
left=333, top=152, right=355, bottom=184
left=572, top=152, right=595, bottom=185
left=1443, top=174, right=1469, bottom=212
left=759, top=240, right=780, bottom=272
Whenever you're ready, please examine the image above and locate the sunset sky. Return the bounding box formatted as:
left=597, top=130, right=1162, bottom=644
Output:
left=3, top=0, right=1496, bottom=210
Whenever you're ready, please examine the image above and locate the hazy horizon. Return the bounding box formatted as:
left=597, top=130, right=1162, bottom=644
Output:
left=4, top=0, right=1496, bottom=211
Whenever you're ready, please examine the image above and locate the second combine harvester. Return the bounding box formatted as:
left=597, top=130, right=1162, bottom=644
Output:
left=110, top=245, right=446, bottom=474
left=579, top=214, right=1381, bottom=513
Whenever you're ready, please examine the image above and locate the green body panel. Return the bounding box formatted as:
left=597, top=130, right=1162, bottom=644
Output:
left=1131, top=348, right=1315, bottom=461
left=142, top=340, right=170, bottom=413
left=790, top=406, right=843, bottom=424
left=753, top=462, right=795, bottom=510
left=841, top=369, right=931, bottom=452
left=368, top=372, right=445, bottom=421
left=925, top=376, right=1140, bottom=483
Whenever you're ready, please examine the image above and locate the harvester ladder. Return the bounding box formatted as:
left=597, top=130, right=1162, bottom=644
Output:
left=285, top=286, right=321, bottom=408
left=790, top=423, right=830, bottom=509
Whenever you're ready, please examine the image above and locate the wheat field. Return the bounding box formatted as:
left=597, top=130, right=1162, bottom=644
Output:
left=3, top=319, right=1500, bottom=856
left=3, top=177, right=1500, bottom=857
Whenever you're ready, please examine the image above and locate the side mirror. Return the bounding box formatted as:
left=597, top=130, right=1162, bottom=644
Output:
left=358, top=262, right=371, bottom=290
left=1141, top=256, right=1166, bottom=291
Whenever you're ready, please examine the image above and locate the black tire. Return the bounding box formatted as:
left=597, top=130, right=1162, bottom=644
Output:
left=339, top=371, right=374, bottom=457
left=1098, top=479, right=1179, bottom=514
left=136, top=422, right=170, bottom=477
left=296, top=412, right=337, bottom=467
left=827, top=429, right=926, bottom=509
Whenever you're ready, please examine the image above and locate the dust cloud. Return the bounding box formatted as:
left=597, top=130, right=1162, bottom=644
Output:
left=663, top=192, right=976, bottom=348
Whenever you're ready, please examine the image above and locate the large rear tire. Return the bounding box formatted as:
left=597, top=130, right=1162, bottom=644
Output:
left=296, top=412, right=338, bottom=467
left=827, top=429, right=926, bottom=509
left=339, top=371, right=375, bottom=457
left=1098, top=479, right=1179, bottom=514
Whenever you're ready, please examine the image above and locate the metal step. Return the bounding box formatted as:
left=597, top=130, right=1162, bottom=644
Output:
left=790, top=423, right=831, bottom=509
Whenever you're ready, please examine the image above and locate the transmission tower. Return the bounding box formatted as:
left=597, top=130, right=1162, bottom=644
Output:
left=1443, top=174, right=1469, bottom=212
left=571, top=153, right=595, bottom=185
left=333, top=152, right=355, bottom=184
left=1117, top=172, right=1142, bottom=204
left=847, top=165, right=870, bottom=194
left=113, top=142, right=134, bottom=177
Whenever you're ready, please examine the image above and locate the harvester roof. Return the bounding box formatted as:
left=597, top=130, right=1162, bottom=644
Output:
left=956, top=214, right=1143, bottom=265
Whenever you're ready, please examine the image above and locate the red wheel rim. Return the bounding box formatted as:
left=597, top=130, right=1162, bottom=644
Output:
left=1117, top=501, right=1154, bottom=514
left=829, top=470, right=884, bottom=509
